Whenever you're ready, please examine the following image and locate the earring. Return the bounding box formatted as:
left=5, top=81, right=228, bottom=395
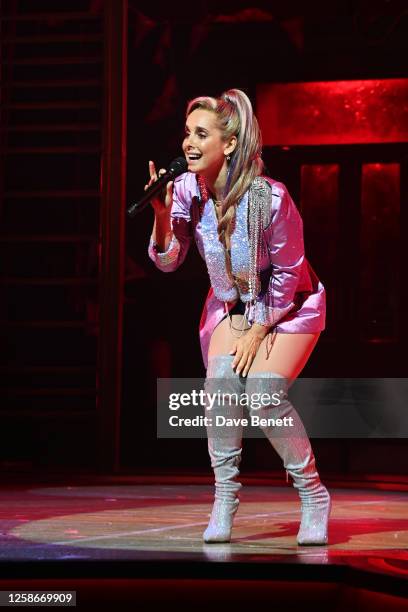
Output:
left=226, top=154, right=231, bottom=162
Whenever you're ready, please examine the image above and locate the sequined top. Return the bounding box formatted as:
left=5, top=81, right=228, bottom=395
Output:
left=148, top=172, right=326, bottom=369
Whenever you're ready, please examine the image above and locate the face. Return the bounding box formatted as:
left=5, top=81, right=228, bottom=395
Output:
left=182, top=108, right=235, bottom=177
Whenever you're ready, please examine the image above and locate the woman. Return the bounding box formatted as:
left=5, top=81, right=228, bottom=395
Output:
left=147, top=89, right=331, bottom=545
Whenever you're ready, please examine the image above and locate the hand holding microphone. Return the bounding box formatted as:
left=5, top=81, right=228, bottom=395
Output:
left=127, top=156, right=187, bottom=217
left=146, top=161, right=174, bottom=217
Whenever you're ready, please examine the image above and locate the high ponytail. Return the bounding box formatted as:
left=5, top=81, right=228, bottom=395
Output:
left=186, top=89, right=264, bottom=258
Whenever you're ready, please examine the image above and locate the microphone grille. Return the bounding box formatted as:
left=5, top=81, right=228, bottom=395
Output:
left=169, top=156, right=188, bottom=176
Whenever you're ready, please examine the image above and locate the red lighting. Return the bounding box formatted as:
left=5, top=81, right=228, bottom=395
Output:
left=257, top=79, right=408, bottom=145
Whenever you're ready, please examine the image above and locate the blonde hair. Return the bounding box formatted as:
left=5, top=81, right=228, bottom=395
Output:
left=186, top=89, right=264, bottom=252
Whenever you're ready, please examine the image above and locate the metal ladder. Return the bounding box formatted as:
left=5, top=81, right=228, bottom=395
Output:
left=0, top=0, right=127, bottom=471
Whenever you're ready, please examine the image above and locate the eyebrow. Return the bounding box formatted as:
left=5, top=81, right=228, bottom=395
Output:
left=185, top=125, right=209, bottom=133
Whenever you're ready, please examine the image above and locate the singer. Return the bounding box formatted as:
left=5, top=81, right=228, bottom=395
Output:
left=147, top=89, right=331, bottom=544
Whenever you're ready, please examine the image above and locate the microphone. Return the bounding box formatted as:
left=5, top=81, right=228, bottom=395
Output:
left=127, top=156, right=188, bottom=217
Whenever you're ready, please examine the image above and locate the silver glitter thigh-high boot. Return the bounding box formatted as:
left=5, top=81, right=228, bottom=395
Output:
left=245, top=372, right=331, bottom=545
left=203, top=355, right=245, bottom=543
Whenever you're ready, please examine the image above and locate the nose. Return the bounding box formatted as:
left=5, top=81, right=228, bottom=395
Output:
left=184, top=133, right=197, bottom=149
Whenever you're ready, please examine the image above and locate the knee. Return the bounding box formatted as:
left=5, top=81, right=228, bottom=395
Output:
left=206, top=355, right=234, bottom=379
left=245, top=372, right=289, bottom=398
left=205, top=354, right=245, bottom=396
left=245, top=372, right=290, bottom=418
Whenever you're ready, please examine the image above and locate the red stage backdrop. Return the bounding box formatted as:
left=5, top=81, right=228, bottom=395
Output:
left=257, top=78, right=408, bottom=145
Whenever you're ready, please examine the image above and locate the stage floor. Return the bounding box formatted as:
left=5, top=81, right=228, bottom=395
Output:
left=1, top=476, right=407, bottom=609
left=1, top=479, right=407, bottom=580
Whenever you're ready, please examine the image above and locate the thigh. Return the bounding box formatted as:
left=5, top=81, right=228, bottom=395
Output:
left=249, top=331, right=320, bottom=383
left=208, top=314, right=252, bottom=359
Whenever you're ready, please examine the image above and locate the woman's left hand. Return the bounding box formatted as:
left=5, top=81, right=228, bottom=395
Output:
left=229, top=324, right=269, bottom=377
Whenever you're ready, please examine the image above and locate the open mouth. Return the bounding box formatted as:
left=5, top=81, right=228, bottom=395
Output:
left=187, top=153, right=202, bottom=161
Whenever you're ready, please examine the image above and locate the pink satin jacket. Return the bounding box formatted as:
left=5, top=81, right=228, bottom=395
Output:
left=148, top=172, right=326, bottom=369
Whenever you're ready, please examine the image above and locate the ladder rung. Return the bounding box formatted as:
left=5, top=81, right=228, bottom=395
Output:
left=0, top=410, right=96, bottom=418
left=1, top=146, right=100, bottom=154
left=8, top=79, right=101, bottom=88
left=0, top=321, right=90, bottom=328
left=0, top=123, right=99, bottom=133
left=0, top=12, right=100, bottom=22
left=2, top=34, right=102, bottom=44
left=0, top=278, right=98, bottom=286
left=1, top=56, right=101, bottom=66
left=0, top=366, right=95, bottom=373
left=2, top=388, right=96, bottom=397
left=3, top=191, right=99, bottom=199
left=2, top=101, right=99, bottom=110
left=0, top=234, right=96, bottom=243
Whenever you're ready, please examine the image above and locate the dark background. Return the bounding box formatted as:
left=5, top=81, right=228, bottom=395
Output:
left=1, top=0, right=407, bottom=478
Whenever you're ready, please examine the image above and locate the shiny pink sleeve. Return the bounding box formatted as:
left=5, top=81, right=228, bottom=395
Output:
left=148, top=174, right=193, bottom=273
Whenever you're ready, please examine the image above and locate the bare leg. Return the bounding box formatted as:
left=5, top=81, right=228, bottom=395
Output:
left=209, top=316, right=319, bottom=383
left=249, top=331, right=320, bottom=382
left=208, top=314, right=252, bottom=359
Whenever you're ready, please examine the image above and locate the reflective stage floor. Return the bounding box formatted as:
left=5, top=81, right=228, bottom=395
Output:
left=0, top=475, right=407, bottom=610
